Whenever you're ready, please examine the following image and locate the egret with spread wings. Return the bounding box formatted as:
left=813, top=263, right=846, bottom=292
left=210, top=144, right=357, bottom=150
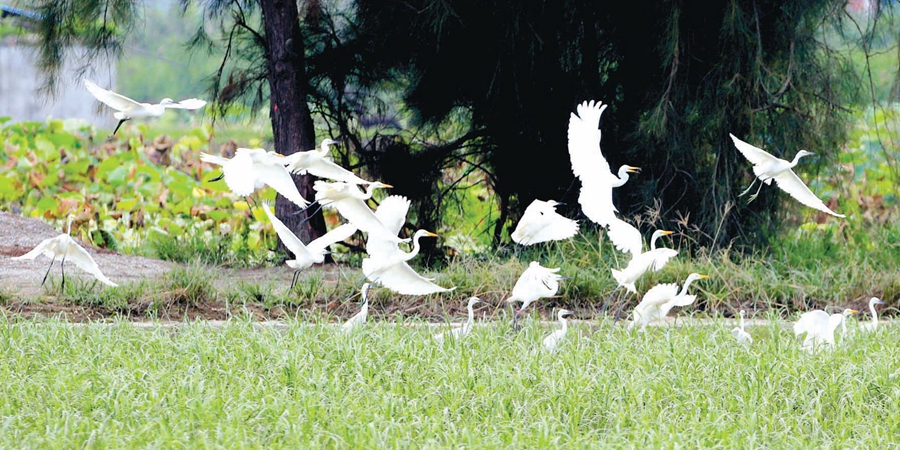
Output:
left=609, top=228, right=678, bottom=294
left=628, top=273, right=708, bottom=330
left=84, top=79, right=206, bottom=135
left=283, top=139, right=373, bottom=185
left=511, top=199, right=578, bottom=246
left=201, top=148, right=310, bottom=208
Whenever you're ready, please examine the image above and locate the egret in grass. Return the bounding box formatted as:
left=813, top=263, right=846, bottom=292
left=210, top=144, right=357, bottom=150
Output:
left=729, top=134, right=845, bottom=217
left=84, top=79, right=207, bottom=135
left=859, top=297, right=886, bottom=333
left=568, top=100, right=640, bottom=225
left=283, top=139, right=373, bottom=185
left=510, top=199, right=578, bottom=246
left=314, top=181, right=399, bottom=240
left=262, top=203, right=357, bottom=289
left=542, top=309, right=574, bottom=352
left=361, top=195, right=455, bottom=295
left=342, top=283, right=371, bottom=332
left=434, top=297, right=483, bottom=343
left=12, top=216, right=117, bottom=290
left=793, top=307, right=858, bottom=351
left=628, top=273, right=708, bottom=330
left=505, top=261, right=566, bottom=330
left=201, top=148, right=310, bottom=208
left=732, top=310, right=752, bottom=345
left=609, top=228, right=678, bottom=294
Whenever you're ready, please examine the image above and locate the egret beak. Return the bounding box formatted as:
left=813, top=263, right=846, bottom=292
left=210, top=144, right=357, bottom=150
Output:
left=660, top=230, right=674, bottom=236
left=874, top=300, right=886, bottom=305
left=424, top=231, right=439, bottom=238
left=553, top=201, right=566, bottom=206
left=382, top=184, right=394, bottom=189
left=697, top=274, right=710, bottom=279
left=626, top=166, right=641, bottom=173
left=848, top=309, right=859, bottom=314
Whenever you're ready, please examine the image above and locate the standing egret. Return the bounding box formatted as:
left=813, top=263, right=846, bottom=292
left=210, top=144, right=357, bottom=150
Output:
left=283, top=139, right=373, bottom=185
left=434, top=297, right=483, bottom=342
left=361, top=195, right=455, bottom=295
left=313, top=181, right=399, bottom=240
left=12, top=216, right=117, bottom=289
left=729, top=134, right=845, bottom=217
left=732, top=310, right=752, bottom=345
left=628, top=273, right=708, bottom=330
left=505, top=261, right=566, bottom=329
left=342, top=283, right=371, bottom=332
left=200, top=148, right=310, bottom=208
left=793, top=308, right=858, bottom=350
left=859, top=297, right=886, bottom=333
left=542, top=309, right=575, bottom=352
left=84, top=79, right=207, bottom=135
left=568, top=100, right=640, bottom=225
left=262, top=203, right=357, bottom=289
left=609, top=229, right=678, bottom=294
left=510, top=199, right=579, bottom=246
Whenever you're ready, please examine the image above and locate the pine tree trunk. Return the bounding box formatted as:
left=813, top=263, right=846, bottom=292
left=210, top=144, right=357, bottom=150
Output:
left=259, top=0, right=326, bottom=243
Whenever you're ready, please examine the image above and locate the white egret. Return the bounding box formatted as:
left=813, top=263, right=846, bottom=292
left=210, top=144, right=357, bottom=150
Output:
left=262, top=203, right=357, bottom=289
left=361, top=195, right=455, bottom=295
left=568, top=100, right=641, bottom=225
left=859, top=297, right=886, bottom=333
left=342, top=283, right=371, bottom=332
left=313, top=181, right=400, bottom=241
left=511, top=199, right=579, bottom=246
left=628, top=273, right=708, bottom=330
left=542, top=309, right=575, bottom=352
left=793, top=308, right=858, bottom=350
left=731, top=310, right=752, bottom=345
left=283, top=139, right=373, bottom=185
left=200, top=148, right=310, bottom=208
left=505, top=261, right=565, bottom=329
left=609, top=228, right=678, bottom=294
left=12, top=216, right=117, bottom=289
left=434, top=297, right=483, bottom=343
left=84, top=79, right=207, bottom=135
left=729, top=134, right=845, bottom=217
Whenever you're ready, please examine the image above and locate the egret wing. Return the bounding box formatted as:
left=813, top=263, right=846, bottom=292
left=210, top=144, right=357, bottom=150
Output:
left=303, top=158, right=370, bottom=184
left=729, top=134, right=781, bottom=168
left=11, top=236, right=58, bottom=260
left=374, top=196, right=410, bottom=237
left=307, top=224, right=357, bottom=255
left=512, top=200, right=578, bottom=245
left=84, top=79, right=142, bottom=112
left=164, top=98, right=207, bottom=110
left=218, top=151, right=257, bottom=196
left=542, top=330, right=565, bottom=352
left=606, top=217, right=642, bottom=256
left=568, top=101, right=617, bottom=224
left=638, top=283, right=679, bottom=308
left=255, top=162, right=310, bottom=208
left=771, top=170, right=845, bottom=218
left=647, top=248, right=678, bottom=271
left=793, top=310, right=830, bottom=337
left=63, top=238, right=118, bottom=286
left=366, top=262, right=455, bottom=295
left=262, top=203, right=312, bottom=260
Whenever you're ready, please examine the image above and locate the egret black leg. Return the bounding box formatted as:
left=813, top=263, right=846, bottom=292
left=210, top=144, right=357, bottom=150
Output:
left=111, top=118, right=129, bottom=136
left=291, top=201, right=323, bottom=220
left=511, top=306, right=522, bottom=332
left=60, top=255, right=66, bottom=292
left=40, top=256, right=56, bottom=287
left=208, top=173, right=225, bottom=182
left=289, top=269, right=302, bottom=291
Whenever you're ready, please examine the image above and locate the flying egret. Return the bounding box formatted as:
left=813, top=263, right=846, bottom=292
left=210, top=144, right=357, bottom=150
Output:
left=12, top=216, right=117, bottom=290
left=859, top=297, right=886, bottom=333
left=568, top=100, right=641, bottom=225
left=542, top=309, right=575, bottom=352
left=313, top=181, right=400, bottom=241
left=200, top=148, right=310, bottom=208
left=262, top=203, right=357, bottom=289
left=628, top=273, right=708, bottom=330
left=84, top=79, right=207, bottom=135
left=793, top=308, right=858, bottom=350
left=610, top=229, right=678, bottom=294
left=342, top=283, right=371, bottom=332
left=732, top=310, right=752, bottom=345
left=510, top=199, right=579, bottom=246
left=282, top=139, right=373, bottom=185
left=505, top=261, right=565, bottom=329
left=361, top=195, right=455, bottom=295
left=729, top=134, right=845, bottom=217
left=434, top=297, right=483, bottom=343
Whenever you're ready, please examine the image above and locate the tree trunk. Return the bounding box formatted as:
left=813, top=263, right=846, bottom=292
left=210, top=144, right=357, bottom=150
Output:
left=259, top=0, right=326, bottom=243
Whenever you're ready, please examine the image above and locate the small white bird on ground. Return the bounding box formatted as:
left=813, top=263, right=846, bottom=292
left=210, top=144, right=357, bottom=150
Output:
left=201, top=148, right=310, bottom=208
left=729, top=134, right=844, bottom=217
left=793, top=307, right=858, bottom=351
left=342, top=283, right=371, bottom=332
left=84, top=79, right=207, bottom=135
left=12, top=216, right=117, bottom=289
left=434, top=297, right=483, bottom=343
left=628, top=273, right=708, bottom=330
left=732, top=310, right=752, bottom=345
left=506, top=261, right=566, bottom=329
left=568, top=100, right=641, bottom=225
left=361, top=195, right=455, bottom=295
left=510, top=199, right=578, bottom=246
left=283, top=139, right=373, bottom=185
left=262, top=203, right=357, bottom=289
left=610, top=229, right=678, bottom=294
left=859, top=297, right=886, bottom=333
left=542, top=309, right=575, bottom=352
left=314, top=181, right=399, bottom=240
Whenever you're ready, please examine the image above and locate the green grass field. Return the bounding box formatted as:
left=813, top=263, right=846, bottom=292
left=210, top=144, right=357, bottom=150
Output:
left=0, top=317, right=896, bottom=447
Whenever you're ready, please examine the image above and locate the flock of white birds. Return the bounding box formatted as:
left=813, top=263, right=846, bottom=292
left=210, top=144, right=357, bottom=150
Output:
left=10, top=85, right=883, bottom=352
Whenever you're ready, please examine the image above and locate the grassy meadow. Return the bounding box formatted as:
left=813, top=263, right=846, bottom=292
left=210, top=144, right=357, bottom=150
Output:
left=0, top=317, right=897, bottom=447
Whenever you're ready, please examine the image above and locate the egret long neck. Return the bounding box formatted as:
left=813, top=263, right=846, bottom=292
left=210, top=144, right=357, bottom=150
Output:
left=678, top=279, right=696, bottom=297
left=560, top=316, right=568, bottom=334
left=739, top=314, right=745, bottom=331
left=611, top=171, right=629, bottom=188
left=870, top=303, right=878, bottom=325
left=790, top=152, right=808, bottom=167
left=650, top=233, right=662, bottom=251
left=319, top=142, right=332, bottom=157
